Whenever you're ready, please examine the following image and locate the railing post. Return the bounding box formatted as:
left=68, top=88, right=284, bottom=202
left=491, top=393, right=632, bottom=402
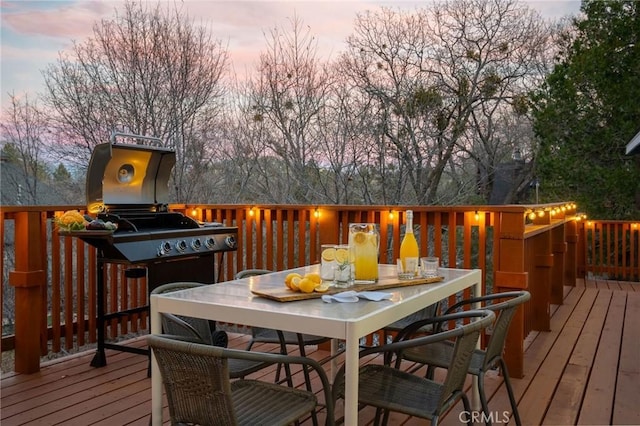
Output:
left=8, top=211, right=46, bottom=373
left=565, top=220, right=578, bottom=286
left=495, top=211, right=528, bottom=378
left=317, top=208, right=339, bottom=247
left=551, top=225, right=566, bottom=305
left=529, top=232, right=553, bottom=332
left=577, top=221, right=587, bottom=278
left=495, top=271, right=528, bottom=379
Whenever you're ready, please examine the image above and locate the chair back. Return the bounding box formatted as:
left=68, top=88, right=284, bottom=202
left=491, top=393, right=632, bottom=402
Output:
left=148, top=334, right=237, bottom=425
left=443, top=290, right=530, bottom=371
left=151, top=282, right=215, bottom=345
left=236, top=269, right=273, bottom=279
left=481, top=291, right=531, bottom=369
left=435, top=309, right=495, bottom=411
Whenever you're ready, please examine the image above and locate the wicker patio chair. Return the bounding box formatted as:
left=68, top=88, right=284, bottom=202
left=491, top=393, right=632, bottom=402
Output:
left=396, top=290, right=531, bottom=426
left=151, top=282, right=274, bottom=379
left=332, top=309, right=495, bottom=426
left=378, top=301, right=441, bottom=344
left=148, top=334, right=335, bottom=426
left=236, top=269, right=332, bottom=425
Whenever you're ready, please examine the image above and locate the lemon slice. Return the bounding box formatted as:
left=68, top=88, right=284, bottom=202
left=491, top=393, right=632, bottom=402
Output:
left=314, top=283, right=330, bottom=293
left=285, top=272, right=303, bottom=289
left=290, top=276, right=302, bottom=291
left=321, top=247, right=336, bottom=261
left=353, top=232, right=367, bottom=245
left=335, top=248, right=349, bottom=263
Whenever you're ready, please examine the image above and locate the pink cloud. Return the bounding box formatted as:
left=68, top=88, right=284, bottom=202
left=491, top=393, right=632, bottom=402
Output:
left=2, top=1, right=114, bottom=39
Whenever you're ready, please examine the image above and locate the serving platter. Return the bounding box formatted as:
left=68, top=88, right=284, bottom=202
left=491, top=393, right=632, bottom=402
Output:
left=251, top=275, right=444, bottom=302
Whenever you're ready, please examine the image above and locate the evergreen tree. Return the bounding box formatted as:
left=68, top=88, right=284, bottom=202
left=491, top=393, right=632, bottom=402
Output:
left=533, top=0, right=640, bottom=219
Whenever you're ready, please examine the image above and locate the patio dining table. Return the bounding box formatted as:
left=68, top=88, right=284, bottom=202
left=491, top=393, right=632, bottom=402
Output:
left=150, top=264, right=482, bottom=425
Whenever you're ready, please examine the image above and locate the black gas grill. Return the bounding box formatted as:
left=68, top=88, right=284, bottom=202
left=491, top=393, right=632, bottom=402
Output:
left=76, top=132, right=237, bottom=367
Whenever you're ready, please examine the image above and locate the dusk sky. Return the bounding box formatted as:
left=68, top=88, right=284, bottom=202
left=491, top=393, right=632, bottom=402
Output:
left=0, top=0, right=581, bottom=113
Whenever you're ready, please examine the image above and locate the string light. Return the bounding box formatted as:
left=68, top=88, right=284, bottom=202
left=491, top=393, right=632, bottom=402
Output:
left=528, top=211, right=536, bottom=221
left=314, top=208, right=320, bottom=219
left=190, top=207, right=197, bottom=217
left=249, top=207, right=255, bottom=217
left=388, top=210, right=394, bottom=220
left=474, top=211, right=480, bottom=221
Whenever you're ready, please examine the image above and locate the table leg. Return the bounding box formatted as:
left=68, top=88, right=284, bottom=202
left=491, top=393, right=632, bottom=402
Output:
left=150, top=296, right=162, bottom=426
left=344, top=332, right=359, bottom=425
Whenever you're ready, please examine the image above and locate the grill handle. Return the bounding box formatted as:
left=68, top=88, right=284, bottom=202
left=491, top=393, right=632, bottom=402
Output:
left=110, top=132, right=163, bottom=147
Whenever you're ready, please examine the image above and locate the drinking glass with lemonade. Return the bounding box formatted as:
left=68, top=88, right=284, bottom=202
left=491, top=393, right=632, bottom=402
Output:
left=348, top=223, right=379, bottom=283
left=321, top=244, right=352, bottom=287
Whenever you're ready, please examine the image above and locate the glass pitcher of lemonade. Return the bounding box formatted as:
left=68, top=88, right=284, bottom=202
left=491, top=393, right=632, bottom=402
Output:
left=348, top=223, right=379, bottom=282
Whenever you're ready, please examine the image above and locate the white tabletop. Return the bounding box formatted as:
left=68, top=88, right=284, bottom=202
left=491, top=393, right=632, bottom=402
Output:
left=150, top=264, right=481, bottom=425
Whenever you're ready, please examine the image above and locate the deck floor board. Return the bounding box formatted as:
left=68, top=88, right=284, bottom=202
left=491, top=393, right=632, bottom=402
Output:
left=613, top=291, right=640, bottom=426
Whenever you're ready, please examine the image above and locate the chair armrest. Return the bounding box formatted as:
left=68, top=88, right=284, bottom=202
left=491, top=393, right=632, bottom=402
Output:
left=443, top=290, right=529, bottom=315
left=160, top=313, right=208, bottom=343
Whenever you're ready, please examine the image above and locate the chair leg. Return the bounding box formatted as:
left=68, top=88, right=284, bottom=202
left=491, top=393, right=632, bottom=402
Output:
left=380, top=407, right=390, bottom=425
left=275, top=332, right=294, bottom=387
left=296, top=334, right=319, bottom=426
left=499, top=359, right=522, bottom=426
left=478, top=370, right=492, bottom=426
left=426, top=364, right=436, bottom=379
left=460, top=393, right=472, bottom=425
left=373, top=407, right=383, bottom=426
left=246, top=339, right=255, bottom=351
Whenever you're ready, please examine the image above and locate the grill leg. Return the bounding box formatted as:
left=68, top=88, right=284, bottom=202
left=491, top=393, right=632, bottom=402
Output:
left=91, top=258, right=107, bottom=367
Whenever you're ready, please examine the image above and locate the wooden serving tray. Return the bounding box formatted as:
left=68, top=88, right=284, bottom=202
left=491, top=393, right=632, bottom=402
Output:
left=251, top=275, right=444, bottom=302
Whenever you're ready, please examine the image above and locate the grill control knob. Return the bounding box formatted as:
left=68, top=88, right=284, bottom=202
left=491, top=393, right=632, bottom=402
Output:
left=158, top=241, right=172, bottom=256
left=191, top=238, right=202, bottom=251
left=175, top=240, right=187, bottom=252
left=204, top=237, right=216, bottom=249
left=225, top=235, right=237, bottom=249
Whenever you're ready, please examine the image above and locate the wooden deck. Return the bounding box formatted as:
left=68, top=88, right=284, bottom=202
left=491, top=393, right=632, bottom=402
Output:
left=2, top=279, right=639, bottom=425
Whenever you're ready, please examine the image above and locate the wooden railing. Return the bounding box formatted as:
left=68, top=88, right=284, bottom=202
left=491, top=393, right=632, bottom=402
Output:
left=4, top=202, right=627, bottom=378
left=578, top=220, right=640, bottom=281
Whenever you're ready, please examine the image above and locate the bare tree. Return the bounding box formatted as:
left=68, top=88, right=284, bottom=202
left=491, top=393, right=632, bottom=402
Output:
left=243, top=13, right=335, bottom=203
left=0, top=93, right=49, bottom=205
left=43, top=0, right=229, bottom=202
left=339, top=0, right=554, bottom=204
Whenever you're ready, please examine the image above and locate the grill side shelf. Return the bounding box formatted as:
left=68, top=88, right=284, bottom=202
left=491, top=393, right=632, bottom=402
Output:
left=59, top=230, right=116, bottom=237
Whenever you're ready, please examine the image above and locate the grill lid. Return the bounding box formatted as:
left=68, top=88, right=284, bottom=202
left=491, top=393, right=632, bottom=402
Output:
left=86, top=132, right=176, bottom=214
